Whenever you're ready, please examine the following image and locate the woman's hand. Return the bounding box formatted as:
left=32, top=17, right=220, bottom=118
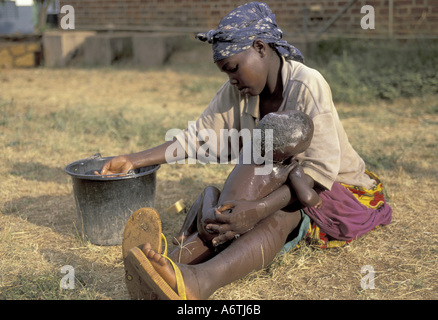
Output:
left=94, top=155, right=134, bottom=176
left=205, top=199, right=268, bottom=246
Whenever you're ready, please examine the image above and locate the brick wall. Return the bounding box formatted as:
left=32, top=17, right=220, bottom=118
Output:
left=0, top=42, right=41, bottom=68
left=58, top=0, right=438, bottom=38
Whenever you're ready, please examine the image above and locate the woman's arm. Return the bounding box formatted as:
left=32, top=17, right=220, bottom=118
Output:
left=97, top=139, right=185, bottom=175
left=207, top=167, right=323, bottom=246
left=206, top=183, right=298, bottom=246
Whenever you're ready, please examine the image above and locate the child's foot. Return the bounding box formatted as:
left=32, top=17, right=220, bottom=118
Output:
left=141, top=243, right=202, bottom=300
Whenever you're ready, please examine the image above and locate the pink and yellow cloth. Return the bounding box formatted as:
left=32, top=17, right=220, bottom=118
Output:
left=303, top=171, right=392, bottom=249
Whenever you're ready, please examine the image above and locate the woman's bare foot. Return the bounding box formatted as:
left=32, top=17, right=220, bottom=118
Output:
left=141, top=243, right=202, bottom=300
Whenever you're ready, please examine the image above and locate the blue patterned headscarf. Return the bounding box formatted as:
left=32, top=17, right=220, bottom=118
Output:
left=196, top=2, right=304, bottom=63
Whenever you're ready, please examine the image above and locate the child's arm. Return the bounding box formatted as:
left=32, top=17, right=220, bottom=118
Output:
left=288, top=165, right=322, bottom=209
left=206, top=183, right=298, bottom=246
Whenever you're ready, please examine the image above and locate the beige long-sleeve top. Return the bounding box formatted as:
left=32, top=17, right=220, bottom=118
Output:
left=175, top=58, right=375, bottom=191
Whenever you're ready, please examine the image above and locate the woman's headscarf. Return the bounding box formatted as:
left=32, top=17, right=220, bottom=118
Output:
left=196, top=2, right=304, bottom=63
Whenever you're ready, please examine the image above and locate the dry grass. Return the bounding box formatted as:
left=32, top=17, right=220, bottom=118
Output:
left=0, top=59, right=437, bottom=300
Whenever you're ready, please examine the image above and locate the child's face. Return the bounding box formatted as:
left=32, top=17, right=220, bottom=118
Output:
left=216, top=46, right=269, bottom=97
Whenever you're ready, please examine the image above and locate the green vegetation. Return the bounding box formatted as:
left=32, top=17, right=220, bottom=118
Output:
left=307, top=38, right=438, bottom=103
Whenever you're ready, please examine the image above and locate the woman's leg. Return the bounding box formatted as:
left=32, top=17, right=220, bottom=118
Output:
left=167, top=231, right=215, bottom=265
left=143, top=209, right=302, bottom=299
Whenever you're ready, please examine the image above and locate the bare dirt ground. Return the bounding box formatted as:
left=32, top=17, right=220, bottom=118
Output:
left=0, top=63, right=437, bottom=300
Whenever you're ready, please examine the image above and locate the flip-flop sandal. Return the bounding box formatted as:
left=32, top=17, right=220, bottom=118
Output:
left=125, top=242, right=187, bottom=300
left=122, top=207, right=163, bottom=299
left=122, top=207, right=162, bottom=259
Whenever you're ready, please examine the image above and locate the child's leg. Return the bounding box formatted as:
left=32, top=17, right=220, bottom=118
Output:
left=170, top=186, right=221, bottom=265
left=143, top=209, right=302, bottom=299
left=173, top=186, right=221, bottom=245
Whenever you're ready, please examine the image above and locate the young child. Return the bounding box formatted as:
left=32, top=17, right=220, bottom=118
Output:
left=174, top=110, right=321, bottom=251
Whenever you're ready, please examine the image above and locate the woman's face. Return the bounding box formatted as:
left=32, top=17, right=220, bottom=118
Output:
left=215, top=45, right=269, bottom=97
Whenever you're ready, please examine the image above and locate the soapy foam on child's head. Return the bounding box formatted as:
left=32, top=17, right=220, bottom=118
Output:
left=253, top=111, right=313, bottom=157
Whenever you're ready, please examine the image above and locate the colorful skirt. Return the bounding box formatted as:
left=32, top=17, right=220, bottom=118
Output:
left=283, top=170, right=393, bottom=251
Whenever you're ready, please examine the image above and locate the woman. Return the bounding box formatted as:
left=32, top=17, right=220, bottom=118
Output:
left=101, top=2, right=392, bottom=299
